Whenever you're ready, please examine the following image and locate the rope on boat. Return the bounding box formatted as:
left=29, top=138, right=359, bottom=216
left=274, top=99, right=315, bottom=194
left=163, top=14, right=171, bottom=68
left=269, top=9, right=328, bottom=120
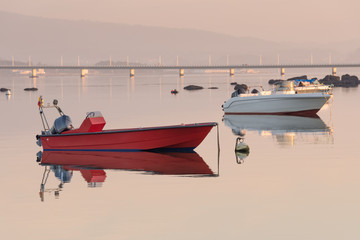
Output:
left=216, top=123, right=220, bottom=152
left=216, top=123, right=220, bottom=176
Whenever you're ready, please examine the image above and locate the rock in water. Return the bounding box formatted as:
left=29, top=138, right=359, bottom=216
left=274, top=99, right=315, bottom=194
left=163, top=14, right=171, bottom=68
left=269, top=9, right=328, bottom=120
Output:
left=184, top=85, right=204, bottom=90
left=24, top=87, right=38, bottom=91
left=268, top=79, right=284, bottom=85
left=319, top=75, right=341, bottom=86
left=341, top=74, right=359, bottom=87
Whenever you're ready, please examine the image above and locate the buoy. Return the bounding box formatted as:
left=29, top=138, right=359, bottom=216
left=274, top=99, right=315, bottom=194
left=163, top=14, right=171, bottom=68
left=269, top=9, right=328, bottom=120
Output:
left=235, top=137, right=250, bottom=163
left=235, top=137, right=249, bottom=152
left=171, top=89, right=178, bottom=94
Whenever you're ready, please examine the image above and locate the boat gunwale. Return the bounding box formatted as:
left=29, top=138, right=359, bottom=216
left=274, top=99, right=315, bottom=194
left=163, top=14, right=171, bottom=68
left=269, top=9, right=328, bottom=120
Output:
left=37, top=122, right=217, bottom=138
left=227, top=93, right=330, bottom=101
left=223, top=93, right=331, bottom=110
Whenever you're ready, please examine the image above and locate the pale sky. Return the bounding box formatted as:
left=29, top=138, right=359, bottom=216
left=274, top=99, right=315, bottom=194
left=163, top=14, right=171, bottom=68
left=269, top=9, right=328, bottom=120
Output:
left=1, top=0, right=360, bottom=42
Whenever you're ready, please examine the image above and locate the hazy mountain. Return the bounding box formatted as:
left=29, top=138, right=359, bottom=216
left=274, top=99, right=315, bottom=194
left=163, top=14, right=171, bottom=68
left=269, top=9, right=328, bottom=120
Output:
left=0, top=11, right=357, bottom=65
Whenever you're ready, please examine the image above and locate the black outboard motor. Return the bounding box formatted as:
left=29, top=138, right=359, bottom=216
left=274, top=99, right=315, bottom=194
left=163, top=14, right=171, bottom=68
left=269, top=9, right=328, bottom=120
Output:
left=231, top=88, right=247, bottom=98
left=51, top=115, right=73, bottom=134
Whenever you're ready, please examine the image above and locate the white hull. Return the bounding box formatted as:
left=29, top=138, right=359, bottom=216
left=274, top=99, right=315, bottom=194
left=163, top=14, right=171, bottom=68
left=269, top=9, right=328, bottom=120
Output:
left=222, top=92, right=331, bottom=116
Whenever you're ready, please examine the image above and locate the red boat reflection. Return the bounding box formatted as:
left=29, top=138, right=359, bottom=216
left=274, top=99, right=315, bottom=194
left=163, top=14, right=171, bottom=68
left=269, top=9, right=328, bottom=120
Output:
left=38, top=150, right=217, bottom=201
left=40, top=151, right=215, bottom=175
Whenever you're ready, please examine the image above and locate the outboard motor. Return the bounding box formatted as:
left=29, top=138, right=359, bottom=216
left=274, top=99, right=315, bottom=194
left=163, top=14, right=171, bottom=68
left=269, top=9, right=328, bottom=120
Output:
left=231, top=88, right=246, bottom=98
left=50, top=115, right=73, bottom=134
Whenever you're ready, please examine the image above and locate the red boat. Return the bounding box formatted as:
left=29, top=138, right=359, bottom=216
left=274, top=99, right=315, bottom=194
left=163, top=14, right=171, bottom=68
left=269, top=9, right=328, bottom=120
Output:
left=36, top=98, right=217, bottom=152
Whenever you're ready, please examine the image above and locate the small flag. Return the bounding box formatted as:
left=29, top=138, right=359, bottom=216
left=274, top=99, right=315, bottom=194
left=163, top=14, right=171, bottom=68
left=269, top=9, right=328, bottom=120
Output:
left=38, top=96, right=43, bottom=108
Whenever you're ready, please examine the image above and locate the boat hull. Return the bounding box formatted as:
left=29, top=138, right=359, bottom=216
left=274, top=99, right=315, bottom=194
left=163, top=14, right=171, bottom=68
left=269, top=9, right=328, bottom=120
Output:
left=222, top=93, right=331, bottom=116
left=38, top=122, right=216, bottom=152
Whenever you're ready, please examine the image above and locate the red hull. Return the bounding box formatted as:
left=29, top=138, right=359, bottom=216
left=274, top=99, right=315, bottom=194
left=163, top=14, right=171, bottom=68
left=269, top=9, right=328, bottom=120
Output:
left=40, top=151, right=215, bottom=175
left=39, top=122, right=216, bottom=151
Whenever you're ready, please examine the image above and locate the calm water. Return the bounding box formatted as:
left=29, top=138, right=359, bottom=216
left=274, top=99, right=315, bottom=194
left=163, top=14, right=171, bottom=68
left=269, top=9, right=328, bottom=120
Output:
left=1, top=69, right=360, bottom=240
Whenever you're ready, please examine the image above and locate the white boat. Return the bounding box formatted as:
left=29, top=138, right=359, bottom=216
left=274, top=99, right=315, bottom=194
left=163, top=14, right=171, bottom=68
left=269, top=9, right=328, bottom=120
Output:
left=222, top=82, right=331, bottom=116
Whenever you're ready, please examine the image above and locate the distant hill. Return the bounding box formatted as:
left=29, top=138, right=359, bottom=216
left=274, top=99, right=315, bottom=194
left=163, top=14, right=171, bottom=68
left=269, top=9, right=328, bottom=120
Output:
left=0, top=11, right=357, bottom=65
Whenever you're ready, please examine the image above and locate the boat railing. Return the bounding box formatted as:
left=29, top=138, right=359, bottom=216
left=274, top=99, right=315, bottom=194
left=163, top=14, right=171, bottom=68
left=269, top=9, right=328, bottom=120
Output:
left=38, top=97, right=68, bottom=134
left=295, top=84, right=333, bottom=94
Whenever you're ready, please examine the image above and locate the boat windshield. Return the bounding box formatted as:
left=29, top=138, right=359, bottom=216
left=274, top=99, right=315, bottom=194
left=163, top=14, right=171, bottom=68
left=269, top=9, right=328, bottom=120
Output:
left=276, top=81, right=294, bottom=92
left=86, top=111, right=103, bottom=118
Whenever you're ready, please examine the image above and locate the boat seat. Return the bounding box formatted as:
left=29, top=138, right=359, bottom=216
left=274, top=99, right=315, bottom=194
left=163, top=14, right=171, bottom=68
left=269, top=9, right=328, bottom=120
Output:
left=77, top=116, right=106, bottom=132
left=63, top=112, right=106, bottom=134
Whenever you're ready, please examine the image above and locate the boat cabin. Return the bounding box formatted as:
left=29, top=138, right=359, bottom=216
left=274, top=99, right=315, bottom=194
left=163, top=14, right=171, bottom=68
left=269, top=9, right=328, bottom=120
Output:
left=274, top=81, right=295, bottom=94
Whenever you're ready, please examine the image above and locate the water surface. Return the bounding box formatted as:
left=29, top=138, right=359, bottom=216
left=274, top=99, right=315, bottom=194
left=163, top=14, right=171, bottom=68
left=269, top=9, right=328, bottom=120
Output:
left=1, top=69, right=360, bottom=239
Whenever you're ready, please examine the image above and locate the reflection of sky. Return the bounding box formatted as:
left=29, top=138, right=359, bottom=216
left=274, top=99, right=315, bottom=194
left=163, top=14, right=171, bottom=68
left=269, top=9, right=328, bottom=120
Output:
left=1, top=71, right=360, bottom=239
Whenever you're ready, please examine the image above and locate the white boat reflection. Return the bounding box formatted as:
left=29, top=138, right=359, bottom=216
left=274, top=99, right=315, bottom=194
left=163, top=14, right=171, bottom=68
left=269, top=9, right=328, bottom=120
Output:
left=38, top=151, right=217, bottom=201
left=223, top=114, right=333, bottom=146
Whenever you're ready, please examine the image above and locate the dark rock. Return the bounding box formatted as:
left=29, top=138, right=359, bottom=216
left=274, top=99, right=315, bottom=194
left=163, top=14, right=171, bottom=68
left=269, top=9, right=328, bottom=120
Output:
left=230, top=82, right=237, bottom=85
left=0, top=88, right=10, bottom=92
left=234, top=84, right=248, bottom=91
left=184, top=85, right=203, bottom=90
left=340, top=74, right=359, bottom=87
left=24, top=87, right=38, bottom=91
left=319, top=75, right=341, bottom=86
left=268, top=79, right=284, bottom=85
left=208, top=87, right=218, bottom=89
left=319, top=74, right=360, bottom=87
left=287, top=75, right=308, bottom=81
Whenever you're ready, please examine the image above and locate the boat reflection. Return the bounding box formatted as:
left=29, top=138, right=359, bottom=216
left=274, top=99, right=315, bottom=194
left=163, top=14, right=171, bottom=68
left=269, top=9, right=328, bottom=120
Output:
left=38, top=151, right=217, bottom=201
left=223, top=114, right=333, bottom=146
